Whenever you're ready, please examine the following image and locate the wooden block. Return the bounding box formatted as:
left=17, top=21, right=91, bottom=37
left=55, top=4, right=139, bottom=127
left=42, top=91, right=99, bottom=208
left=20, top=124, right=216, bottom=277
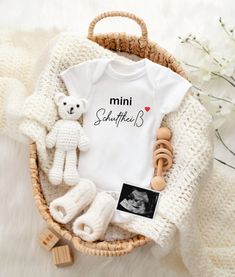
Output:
left=38, top=229, right=60, bottom=251
left=52, top=245, right=73, bottom=267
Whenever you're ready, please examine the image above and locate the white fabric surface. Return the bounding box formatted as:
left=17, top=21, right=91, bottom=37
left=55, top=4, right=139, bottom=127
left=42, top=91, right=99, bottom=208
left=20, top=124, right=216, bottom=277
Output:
left=0, top=1, right=234, bottom=277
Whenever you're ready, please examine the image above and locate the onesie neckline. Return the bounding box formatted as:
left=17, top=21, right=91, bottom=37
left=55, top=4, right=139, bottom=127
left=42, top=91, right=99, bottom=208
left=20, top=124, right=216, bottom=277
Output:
left=106, top=58, right=147, bottom=81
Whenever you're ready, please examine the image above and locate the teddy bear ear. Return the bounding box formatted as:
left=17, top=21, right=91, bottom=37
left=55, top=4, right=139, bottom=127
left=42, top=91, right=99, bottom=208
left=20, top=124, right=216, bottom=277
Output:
left=54, top=93, right=65, bottom=105
left=80, top=98, right=89, bottom=112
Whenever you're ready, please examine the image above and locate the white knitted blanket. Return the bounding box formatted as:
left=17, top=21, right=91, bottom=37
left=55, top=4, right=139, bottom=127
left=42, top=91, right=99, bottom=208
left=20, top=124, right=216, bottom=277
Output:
left=0, top=30, right=234, bottom=276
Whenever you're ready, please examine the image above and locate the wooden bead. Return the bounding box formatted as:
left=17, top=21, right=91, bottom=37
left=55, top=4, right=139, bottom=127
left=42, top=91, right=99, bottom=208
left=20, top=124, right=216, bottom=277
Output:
left=157, top=127, right=172, bottom=140
left=52, top=245, right=73, bottom=267
left=38, top=228, right=60, bottom=251
left=151, top=176, right=166, bottom=191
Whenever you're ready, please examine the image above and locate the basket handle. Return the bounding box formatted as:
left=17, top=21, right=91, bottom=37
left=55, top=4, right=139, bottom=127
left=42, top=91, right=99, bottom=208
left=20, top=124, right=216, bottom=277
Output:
left=88, top=11, right=148, bottom=40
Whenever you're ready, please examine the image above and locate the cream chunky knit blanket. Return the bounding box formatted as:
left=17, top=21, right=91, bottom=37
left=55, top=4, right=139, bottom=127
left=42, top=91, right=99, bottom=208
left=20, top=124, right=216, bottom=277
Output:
left=0, top=31, right=33, bottom=143
left=0, top=30, right=234, bottom=276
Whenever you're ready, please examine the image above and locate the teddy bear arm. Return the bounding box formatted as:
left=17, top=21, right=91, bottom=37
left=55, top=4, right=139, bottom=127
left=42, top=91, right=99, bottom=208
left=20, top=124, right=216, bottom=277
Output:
left=46, top=122, right=60, bottom=149
left=77, top=127, right=90, bottom=152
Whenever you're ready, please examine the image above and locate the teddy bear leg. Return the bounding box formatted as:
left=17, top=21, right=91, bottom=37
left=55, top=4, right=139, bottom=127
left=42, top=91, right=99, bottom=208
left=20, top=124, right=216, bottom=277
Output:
left=64, top=150, right=79, bottom=186
left=49, top=149, right=65, bottom=185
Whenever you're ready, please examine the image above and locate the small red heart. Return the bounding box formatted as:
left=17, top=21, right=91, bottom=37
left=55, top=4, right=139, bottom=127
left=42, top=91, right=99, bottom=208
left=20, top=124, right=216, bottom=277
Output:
left=145, top=106, right=150, bottom=112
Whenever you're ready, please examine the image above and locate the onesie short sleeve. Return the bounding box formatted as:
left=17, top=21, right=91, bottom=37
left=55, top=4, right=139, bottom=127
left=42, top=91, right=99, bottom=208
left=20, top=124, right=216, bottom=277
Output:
left=157, top=67, right=192, bottom=115
left=60, top=59, right=111, bottom=100
left=60, top=61, right=92, bottom=99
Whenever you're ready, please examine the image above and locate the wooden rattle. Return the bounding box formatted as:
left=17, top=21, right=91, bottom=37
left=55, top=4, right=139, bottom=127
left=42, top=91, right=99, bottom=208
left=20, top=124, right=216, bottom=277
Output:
left=151, top=127, right=173, bottom=191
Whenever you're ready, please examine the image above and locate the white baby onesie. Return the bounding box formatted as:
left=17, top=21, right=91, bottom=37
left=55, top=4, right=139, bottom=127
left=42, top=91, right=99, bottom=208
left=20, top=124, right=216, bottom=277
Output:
left=61, top=58, right=192, bottom=223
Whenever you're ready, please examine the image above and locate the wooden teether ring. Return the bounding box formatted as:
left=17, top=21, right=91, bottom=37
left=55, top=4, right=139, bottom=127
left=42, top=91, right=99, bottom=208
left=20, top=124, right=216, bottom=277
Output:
left=153, top=139, right=173, bottom=154
left=151, top=127, right=173, bottom=191
left=153, top=148, right=173, bottom=159
left=153, top=152, right=169, bottom=167
left=153, top=153, right=172, bottom=171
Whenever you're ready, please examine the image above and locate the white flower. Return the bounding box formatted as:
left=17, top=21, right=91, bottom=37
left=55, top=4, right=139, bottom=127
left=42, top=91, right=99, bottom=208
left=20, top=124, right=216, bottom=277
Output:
left=200, top=39, right=211, bottom=51
left=190, top=66, right=212, bottom=82
left=203, top=100, right=220, bottom=116
left=178, top=24, right=235, bottom=134
left=219, top=61, right=235, bottom=77
left=212, top=114, right=227, bottom=129
left=201, top=68, right=212, bottom=81
left=195, top=91, right=210, bottom=101
left=220, top=103, right=235, bottom=115
left=195, top=56, right=219, bottom=81
left=225, top=39, right=235, bottom=53
left=212, top=103, right=234, bottom=129
left=228, top=34, right=235, bottom=44
left=186, top=70, right=208, bottom=86
left=220, top=66, right=234, bottom=77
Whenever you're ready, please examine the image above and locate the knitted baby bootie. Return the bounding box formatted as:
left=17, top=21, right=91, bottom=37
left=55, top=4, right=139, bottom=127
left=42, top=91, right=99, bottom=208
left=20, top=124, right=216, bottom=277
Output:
left=49, top=178, right=96, bottom=224
left=72, top=192, right=116, bottom=242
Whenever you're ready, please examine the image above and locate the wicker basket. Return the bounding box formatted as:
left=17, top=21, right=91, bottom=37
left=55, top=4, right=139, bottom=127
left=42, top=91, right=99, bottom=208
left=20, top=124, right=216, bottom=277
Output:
left=29, top=11, right=187, bottom=257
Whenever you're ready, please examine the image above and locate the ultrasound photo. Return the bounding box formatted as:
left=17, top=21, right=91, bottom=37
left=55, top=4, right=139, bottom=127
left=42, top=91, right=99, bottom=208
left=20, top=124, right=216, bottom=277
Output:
left=116, top=183, right=160, bottom=219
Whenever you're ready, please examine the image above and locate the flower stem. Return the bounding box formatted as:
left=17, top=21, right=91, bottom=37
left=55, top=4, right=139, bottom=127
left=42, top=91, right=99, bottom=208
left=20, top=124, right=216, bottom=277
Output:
left=193, top=87, right=235, bottom=105
left=179, top=35, right=223, bottom=66
left=211, top=72, right=235, bottom=87
left=215, top=129, right=235, bottom=156
left=209, top=94, right=234, bottom=104
left=219, top=17, right=235, bottom=42
left=182, top=61, right=235, bottom=87
left=214, top=157, right=235, bottom=170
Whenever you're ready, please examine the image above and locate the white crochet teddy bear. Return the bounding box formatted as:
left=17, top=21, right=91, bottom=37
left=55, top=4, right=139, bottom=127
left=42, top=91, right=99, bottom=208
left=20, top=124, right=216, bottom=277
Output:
left=46, top=93, right=90, bottom=186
